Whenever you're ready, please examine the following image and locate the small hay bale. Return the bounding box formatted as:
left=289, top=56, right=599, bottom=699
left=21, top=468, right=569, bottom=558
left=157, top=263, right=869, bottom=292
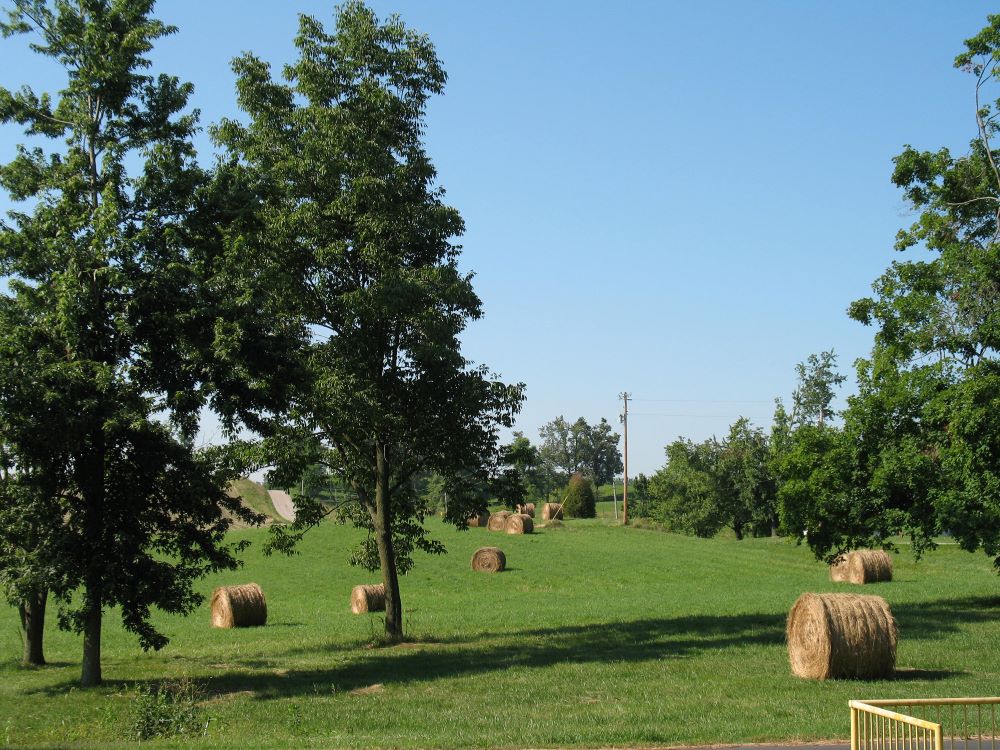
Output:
left=541, top=503, right=563, bottom=521
left=467, top=510, right=490, bottom=528
left=506, top=513, right=534, bottom=535
left=847, top=550, right=893, bottom=584
left=351, top=583, right=386, bottom=614
left=829, top=550, right=893, bottom=584
left=487, top=510, right=512, bottom=531
left=211, top=583, right=267, bottom=628
left=516, top=503, right=536, bottom=517
left=786, top=592, right=897, bottom=680
left=471, top=546, right=506, bottom=573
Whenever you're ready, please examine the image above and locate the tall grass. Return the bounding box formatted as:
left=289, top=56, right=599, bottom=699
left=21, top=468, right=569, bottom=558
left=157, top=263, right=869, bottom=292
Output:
left=0, top=518, right=997, bottom=748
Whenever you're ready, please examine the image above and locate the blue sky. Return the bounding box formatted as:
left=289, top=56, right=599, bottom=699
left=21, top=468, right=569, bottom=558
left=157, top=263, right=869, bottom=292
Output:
left=1, top=1, right=996, bottom=475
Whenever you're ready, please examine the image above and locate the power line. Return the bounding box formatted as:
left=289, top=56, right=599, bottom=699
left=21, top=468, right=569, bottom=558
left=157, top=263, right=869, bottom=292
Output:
left=630, top=398, right=772, bottom=404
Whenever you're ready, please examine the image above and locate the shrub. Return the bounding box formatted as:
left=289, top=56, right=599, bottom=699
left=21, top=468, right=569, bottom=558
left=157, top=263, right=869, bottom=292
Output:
left=128, top=678, right=207, bottom=741
left=562, top=473, right=596, bottom=518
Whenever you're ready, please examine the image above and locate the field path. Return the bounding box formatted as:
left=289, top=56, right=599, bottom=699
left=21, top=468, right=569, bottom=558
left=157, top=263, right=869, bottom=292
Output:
left=267, top=489, right=296, bottom=522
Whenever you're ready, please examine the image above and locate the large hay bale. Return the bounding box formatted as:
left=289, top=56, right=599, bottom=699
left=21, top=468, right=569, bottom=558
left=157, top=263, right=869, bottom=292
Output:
left=829, top=550, right=893, bottom=584
left=541, top=503, right=563, bottom=521
left=211, top=583, right=267, bottom=628
left=351, top=583, right=386, bottom=614
left=471, top=546, right=506, bottom=572
left=487, top=510, right=512, bottom=531
left=786, top=592, right=897, bottom=680
left=506, top=513, right=534, bottom=535
left=467, top=510, right=490, bottom=528
left=516, top=503, right=536, bottom=518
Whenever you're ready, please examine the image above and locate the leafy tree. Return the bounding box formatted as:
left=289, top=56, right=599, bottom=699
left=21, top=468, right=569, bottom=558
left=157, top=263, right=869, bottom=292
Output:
left=0, top=0, right=260, bottom=685
left=784, top=16, right=1000, bottom=570
left=716, top=418, right=778, bottom=538
left=648, top=438, right=725, bottom=537
left=538, top=415, right=622, bottom=485
left=215, top=2, right=523, bottom=641
left=628, top=473, right=652, bottom=519
left=790, top=350, right=846, bottom=428
left=562, top=472, right=596, bottom=518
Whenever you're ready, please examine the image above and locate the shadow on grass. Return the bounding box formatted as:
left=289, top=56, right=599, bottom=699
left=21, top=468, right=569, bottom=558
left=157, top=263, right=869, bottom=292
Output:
left=891, top=596, right=1000, bottom=639
left=201, top=610, right=788, bottom=700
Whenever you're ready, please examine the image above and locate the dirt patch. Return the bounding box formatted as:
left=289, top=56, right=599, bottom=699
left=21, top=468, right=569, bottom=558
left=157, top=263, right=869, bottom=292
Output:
left=349, top=683, right=384, bottom=696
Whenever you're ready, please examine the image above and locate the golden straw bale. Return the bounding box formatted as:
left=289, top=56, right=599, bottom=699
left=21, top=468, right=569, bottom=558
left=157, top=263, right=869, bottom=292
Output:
left=211, top=583, right=267, bottom=628
left=516, top=503, right=536, bottom=517
left=829, top=550, right=893, bottom=584
left=351, top=583, right=386, bottom=614
left=541, top=503, right=563, bottom=521
left=505, top=513, right=534, bottom=535
left=487, top=510, right=512, bottom=531
left=467, top=510, right=490, bottom=528
left=471, top=546, right=506, bottom=573
left=786, top=592, right=897, bottom=680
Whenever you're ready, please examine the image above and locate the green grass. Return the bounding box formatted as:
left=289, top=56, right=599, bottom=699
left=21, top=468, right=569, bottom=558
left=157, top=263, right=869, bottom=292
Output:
left=1, top=519, right=998, bottom=748
left=227, top=478, right=280, bottom=520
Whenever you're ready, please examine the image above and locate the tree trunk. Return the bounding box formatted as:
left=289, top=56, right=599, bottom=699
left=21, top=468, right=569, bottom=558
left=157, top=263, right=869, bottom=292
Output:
left=733, top=523, right=744, bottom=541
left=18, top=588, right=47, bottom=666
left=79, top=436, right=105, bottom=687
left=374, top=447, right=403, bottom=642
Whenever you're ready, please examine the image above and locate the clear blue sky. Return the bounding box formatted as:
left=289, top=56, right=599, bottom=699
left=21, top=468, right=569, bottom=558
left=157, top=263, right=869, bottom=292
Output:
left=1, top=1, right=996, bottom=476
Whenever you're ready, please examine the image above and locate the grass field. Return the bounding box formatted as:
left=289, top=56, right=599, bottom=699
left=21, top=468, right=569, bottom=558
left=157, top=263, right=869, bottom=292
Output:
left=1, top=517, right=998, bottom=749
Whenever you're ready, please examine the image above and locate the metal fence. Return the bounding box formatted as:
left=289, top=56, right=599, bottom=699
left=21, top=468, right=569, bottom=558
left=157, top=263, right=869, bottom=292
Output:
left=851, top=698, right=1000, bottom=750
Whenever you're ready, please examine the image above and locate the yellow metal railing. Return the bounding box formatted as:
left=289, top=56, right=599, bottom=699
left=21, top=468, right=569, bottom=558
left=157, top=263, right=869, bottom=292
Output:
left=851, top=698, right=1000, bottom=750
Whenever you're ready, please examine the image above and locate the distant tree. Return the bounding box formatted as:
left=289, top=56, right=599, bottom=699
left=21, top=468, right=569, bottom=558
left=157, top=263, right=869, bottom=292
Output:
left=649, top=438, right=725, bottom=537
left=628, top=473, right=652, bottom=519
left=216, top=2, right=523, bottom=641
left=0, top=0, right=261, bottom=685
left=716, top=418, right=778, bottom=538
left=538, top=416, right=622, bottom=485
left=791, top=350, right=846, bottom=428
left=562, top=472, right=596, bottom=518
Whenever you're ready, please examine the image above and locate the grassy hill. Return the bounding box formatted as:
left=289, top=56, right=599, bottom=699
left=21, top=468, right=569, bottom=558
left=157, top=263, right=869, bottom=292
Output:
left=226, top=477, right=281, bottom=523
left=1, top=518, right=998, bottom=748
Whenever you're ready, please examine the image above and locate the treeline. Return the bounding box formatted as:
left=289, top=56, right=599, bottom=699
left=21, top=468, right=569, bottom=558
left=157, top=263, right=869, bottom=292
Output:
left=635, top=351, right=843, bottom=541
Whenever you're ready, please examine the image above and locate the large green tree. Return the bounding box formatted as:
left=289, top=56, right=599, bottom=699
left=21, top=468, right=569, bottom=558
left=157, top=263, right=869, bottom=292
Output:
left=782, top=16, right=1000, bottom=569
left=0, top=0, right=262, bottom=685
left=214, top=2, right=523, bottom=641
left=538, top=415, right=622, bottom=485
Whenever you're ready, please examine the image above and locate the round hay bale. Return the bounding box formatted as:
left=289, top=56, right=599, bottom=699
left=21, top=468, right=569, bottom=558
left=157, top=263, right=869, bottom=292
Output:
left=786, top=592, right=897, bottom=680
left=847, top=550, right=893, bottom=584
left=467, top=510, right=490, bottom=528
left=471, top=546, right=506, bottom=572
left=541, top=503, right=563, bottom=521
left=505, top=513, right=534, bottom=535
left=211, top=583, right=267, bottom=628
left=829, top=554, right=850, bottom=582
left=523, top=502, right=535, bottom=517
left=351, top=583, right=386, bottom=614
left=487, top=510, right=512, bottom=531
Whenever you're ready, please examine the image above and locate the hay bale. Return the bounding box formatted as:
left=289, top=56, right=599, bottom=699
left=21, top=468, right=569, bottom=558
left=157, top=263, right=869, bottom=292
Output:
left=351, top=583, right=386, bottom=614
left=516, top=503, right=536, bottom=517
left=487, top=510, right=512, bottom=531
left=467, top=510, right=490, bottom=528
left=786, top=592, right=897, bottom=680
left=211, top=583, right=267, bottom=628
left=829, top=550, right=893, bottom=584
left=471, top=546, right=506, bottom=572
left=541, top=502, right=563, bottom=521
left=505, top=513, right=534, bottom=535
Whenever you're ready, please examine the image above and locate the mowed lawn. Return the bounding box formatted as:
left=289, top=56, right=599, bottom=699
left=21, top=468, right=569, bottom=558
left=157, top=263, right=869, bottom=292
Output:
left=1, top=518, right=998, bottom=749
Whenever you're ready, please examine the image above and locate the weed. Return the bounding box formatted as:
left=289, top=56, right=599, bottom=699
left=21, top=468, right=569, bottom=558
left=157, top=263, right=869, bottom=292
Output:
left=127, top=677, right=209, bottom=741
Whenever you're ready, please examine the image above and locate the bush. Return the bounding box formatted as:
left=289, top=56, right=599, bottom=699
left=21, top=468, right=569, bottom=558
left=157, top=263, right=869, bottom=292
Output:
left=128, top=678, right=207, bottom=741
left=562, top=473, right=596, bottom=518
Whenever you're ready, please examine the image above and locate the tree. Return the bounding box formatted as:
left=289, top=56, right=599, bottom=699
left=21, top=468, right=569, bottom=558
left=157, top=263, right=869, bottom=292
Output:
left=538, top=416, right=622, bottom=485
left=716, top=418, right=777, bottom=539
left=0, top=0, right=261, bottom=685
left=790, top=350, right=846, bottom=428
left=562, top=472, right=596, bottom=518
left=214, top=2, right=523, bottom=641
left=648, top=438, right=725, bottom=537
left=785, top=16, right=1000, bottom=570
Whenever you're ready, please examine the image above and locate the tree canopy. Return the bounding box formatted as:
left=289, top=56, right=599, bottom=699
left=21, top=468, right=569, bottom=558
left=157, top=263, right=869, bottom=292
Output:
left=213, top=1, right=523, bottom=641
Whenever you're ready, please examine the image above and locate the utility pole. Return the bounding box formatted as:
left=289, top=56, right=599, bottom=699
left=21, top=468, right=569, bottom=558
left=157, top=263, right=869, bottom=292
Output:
left=619, top=392, right=630, bottom=525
